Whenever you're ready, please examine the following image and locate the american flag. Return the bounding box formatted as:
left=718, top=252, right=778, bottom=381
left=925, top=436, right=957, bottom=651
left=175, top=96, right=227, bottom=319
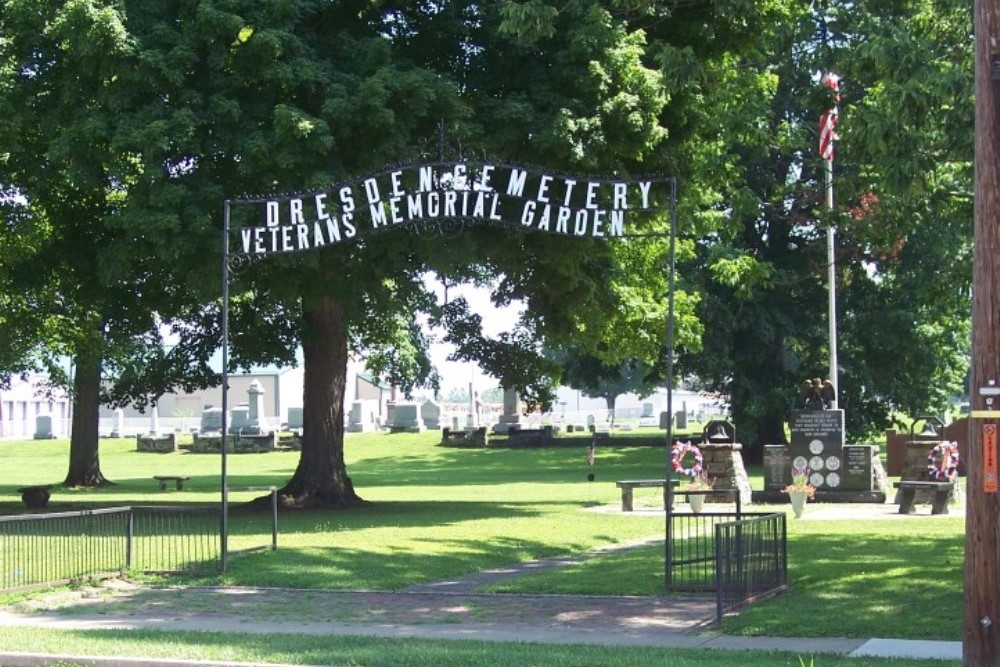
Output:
left=587, top=442, right=595, bottom=467
left=819, top=72, right=840, bottom=161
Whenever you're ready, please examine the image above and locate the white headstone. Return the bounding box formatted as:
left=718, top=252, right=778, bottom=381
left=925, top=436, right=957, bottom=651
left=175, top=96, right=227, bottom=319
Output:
left=246, top=380, right=265, bottom=433
left=33, top=414, right=53, bottom=439
left=112, top=408, right=125, bottom=437
left=347, top=399, right=379, bottom=432
left=286, top=407, right=304, bottom=431
left=391, top=402, right=424, bottom=432
left=421, top=400, right=441, bottom=429
left=201, top=407, right=223, bottom=433
left=150, top=406, right=160, bottom=435
left=230, top=404, right=250, bottom=432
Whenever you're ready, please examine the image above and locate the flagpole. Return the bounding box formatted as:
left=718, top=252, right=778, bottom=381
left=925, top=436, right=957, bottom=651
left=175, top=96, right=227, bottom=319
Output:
left=820, top=72, right=840, bottom=409
left=826, top=158, right=838, bottom=409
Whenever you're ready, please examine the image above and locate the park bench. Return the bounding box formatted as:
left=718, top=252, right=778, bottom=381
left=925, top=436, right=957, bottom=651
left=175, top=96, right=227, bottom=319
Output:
left=615, top=479, right=678, bottom=511
left=16, top=484, right=52, bottom=510
left=153, top=475, right=191, bottom=491
left=894, top=481, right=955, bottom=515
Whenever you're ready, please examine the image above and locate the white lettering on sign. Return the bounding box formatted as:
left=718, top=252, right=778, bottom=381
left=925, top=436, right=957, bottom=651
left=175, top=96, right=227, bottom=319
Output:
left=237, top=162, right=668, bottom=255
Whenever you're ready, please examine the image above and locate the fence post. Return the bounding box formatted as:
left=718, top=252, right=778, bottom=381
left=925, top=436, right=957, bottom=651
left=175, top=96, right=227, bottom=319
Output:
left=125, top=508, right=134, bottom=571
left=269, top=486, right=278, bottom=550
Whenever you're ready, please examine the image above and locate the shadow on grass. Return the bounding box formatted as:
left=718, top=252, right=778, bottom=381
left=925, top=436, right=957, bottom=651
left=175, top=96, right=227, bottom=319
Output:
left=726, top=529, right=963, bottom=640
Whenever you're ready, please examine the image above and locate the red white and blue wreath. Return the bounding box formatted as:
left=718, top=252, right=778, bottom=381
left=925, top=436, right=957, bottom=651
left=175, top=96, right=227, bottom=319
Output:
left=671, top=441, right=704, bottom=478
left=927, top=441, right=960, bottom=481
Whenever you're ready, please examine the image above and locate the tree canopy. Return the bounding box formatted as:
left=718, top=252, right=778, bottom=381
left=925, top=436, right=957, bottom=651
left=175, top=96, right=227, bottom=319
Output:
left=0, top=0, right=973, bottom=495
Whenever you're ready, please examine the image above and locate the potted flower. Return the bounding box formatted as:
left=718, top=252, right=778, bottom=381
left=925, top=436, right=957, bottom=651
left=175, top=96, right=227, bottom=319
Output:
left=684, top=470, right=711, bottom=513
left=782, top=462, right=816, bottom=518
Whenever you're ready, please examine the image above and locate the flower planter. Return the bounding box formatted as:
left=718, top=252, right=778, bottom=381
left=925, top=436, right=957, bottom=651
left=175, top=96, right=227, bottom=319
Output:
left=688, top=494, right=705, bottom=513
left=788, top=490, right=809, bottom=518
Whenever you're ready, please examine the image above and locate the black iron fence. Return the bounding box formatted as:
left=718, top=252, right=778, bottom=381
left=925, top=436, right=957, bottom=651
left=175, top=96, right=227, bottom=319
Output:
left=714, top=512, right=787, bottom=621
left=0, top=494, right=278, bottom=591
left=665, top=510, right=787, bottom=622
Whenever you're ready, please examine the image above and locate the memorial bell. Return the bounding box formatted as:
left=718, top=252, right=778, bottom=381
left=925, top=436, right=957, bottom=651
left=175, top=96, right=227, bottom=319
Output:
left=910, top=415, right=945, bottom=442
left=702, top=420, right=735, bottom=444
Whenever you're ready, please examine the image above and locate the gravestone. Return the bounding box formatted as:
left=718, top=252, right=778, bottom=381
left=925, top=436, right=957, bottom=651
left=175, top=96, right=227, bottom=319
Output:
left=659, top=411, right=670, bottom=429
left=641, top=402, right=655, bottom=419
left=286, top=407, right=304, bottom=431
left=200, top=407, right=223, bottom=434
left=675, top=411, right=688, bottom=429
left=390, top=402, right=424, bottom=432
left=789, top=409, right=846, bottom=491
left=149, top=406, right=160, bottom=435
left=111, top=408, right=125, bottom=438
left=33, top=414, right=53, bottom=440
left=245, top=380, right=265, bottom=434
left=421, top=400, right=441, bottom=429
left=347, top=399, right=379, bottom=432
left=841, top=445, right=876, bottom=491
left=229, top=404, right=250, bottom=433
left=763, top=444, right=791, bottom=491
left=493, top=388, right=523, bottom=434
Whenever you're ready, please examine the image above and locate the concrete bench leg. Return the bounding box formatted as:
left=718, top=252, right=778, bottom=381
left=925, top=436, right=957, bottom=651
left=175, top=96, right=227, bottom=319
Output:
left=158, top=480, right=168, bottom=491
left=621, top=488, right=634, bottom=512
left=931, top=490, right=950, bottom=515
left=175, top=479, right=184, bottom=490
left=898, top=488, right=916, bottom=514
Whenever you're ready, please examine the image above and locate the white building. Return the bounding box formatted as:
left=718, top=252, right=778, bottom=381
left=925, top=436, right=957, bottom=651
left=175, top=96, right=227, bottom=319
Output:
left=0, top=374, right=71, bottom=439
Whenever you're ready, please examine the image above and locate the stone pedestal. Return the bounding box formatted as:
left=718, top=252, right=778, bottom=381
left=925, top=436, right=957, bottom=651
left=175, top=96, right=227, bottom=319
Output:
left=698, top=442, right=752, bottom=505
left=190, top=432, right=277, bottom=453
left=136, top=433, right=178, bottom=452
left=441, top=427, right=488, bottom=447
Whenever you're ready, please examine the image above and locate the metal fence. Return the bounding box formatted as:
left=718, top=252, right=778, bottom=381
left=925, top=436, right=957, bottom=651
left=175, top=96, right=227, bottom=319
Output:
left=714, top=512, right=787, bottom=622
left=0, top=501, right=276, bottom=592
left=665, top=510, right=787, bottom=622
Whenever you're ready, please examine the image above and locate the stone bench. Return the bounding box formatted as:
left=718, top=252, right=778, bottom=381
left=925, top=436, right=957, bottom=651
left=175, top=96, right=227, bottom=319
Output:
left=153, top=475, right=191, bottom=491
left=894, top=481, right=955, bottom=515
left=615, top=479, right=679, bottom=511
left=17, top=485, right=52, bottom=510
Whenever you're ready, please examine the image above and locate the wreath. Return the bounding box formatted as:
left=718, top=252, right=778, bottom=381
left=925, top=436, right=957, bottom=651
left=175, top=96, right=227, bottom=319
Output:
left=927, top=441, right=960, bottom=481
left=671, top=441, right=704, bottom=478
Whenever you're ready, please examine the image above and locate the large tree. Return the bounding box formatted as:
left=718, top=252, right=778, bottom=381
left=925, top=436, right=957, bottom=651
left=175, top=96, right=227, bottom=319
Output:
left=676, top=0, right=973, bottom=455
left=182, top=1, right=754, bottom=508
left=0, top=1, right=220, bottom=486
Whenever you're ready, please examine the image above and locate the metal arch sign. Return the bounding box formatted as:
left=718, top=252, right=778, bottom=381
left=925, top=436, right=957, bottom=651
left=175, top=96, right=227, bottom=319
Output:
left=227, top=160, right=675, bottom=256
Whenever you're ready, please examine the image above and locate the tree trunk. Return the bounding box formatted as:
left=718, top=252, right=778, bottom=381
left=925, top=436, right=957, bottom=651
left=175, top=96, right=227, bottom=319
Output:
left=278, top=294, right=366, bottom=509
left=605, top=394, right=617, bottom=428
left=63, top=349, right=110, bottom=487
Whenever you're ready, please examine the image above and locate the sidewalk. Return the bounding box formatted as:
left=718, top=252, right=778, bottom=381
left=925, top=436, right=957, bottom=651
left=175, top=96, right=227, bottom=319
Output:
left=0, top=589, right=962, bottom=663
left=0, top=580, right=961, bottom=664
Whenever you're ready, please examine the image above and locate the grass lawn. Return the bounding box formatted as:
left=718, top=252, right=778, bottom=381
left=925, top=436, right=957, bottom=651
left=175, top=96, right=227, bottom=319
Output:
left=0, top=430, right=964, bottom=665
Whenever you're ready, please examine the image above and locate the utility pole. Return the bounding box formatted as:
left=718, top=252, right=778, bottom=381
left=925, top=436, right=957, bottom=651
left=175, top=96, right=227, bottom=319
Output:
left=966, top=0, right=1000, bottom=664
